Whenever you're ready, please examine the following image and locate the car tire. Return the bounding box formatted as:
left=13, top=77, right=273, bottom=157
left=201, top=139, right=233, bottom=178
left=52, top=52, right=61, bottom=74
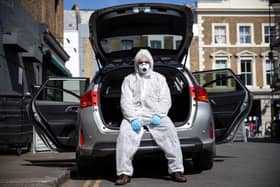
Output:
left=75, top=151, right=94, bottom=176
left=192, top=151, right=213, bottom=171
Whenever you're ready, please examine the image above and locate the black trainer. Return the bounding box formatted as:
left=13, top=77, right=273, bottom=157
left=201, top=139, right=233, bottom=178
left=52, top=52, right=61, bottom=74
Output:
left=115, top=174, right=131, bottom=185
left=170, top=172, right=187, bottom=183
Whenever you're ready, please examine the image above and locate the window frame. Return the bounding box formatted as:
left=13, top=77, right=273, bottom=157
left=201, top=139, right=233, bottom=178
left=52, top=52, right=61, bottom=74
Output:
left=261, top=51, right=278, bottom=88
left=212, top=23, right=229, bottom=45
left=237, top=23, right=254, bottom=45
left=148, top=35, right=164, bottom=49
left=210, top=50, right=232, bottom=70
left=214, top=58, right=228, bottom=69
left=238, top=57, right=254, bottom=87
left=121, top=39, right=134, bottom=50
left=262, top=23, right=276, bottom=45
left=213, top=57, right=229, bottom=87
left=173, top=35, right=183, bottom=50
left=150, top=40, right=162, bottom=49
left=264, top=58, right=274, bottom=86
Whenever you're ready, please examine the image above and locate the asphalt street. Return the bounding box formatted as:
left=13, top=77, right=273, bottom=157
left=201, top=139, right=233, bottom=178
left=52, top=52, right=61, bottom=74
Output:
left=63, top=138, right=280, bottom=187
left=0, top=138, right=280, bottom=187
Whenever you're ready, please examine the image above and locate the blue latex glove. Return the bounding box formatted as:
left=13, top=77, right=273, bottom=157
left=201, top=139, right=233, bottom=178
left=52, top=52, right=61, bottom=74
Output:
left=150, top=115, right=161, bottom=126
left=131, top=119, right=141, bottom=133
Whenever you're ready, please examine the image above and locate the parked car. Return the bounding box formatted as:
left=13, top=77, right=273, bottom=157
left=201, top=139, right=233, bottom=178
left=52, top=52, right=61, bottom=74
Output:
left=29, top=3, right=252, bottom=171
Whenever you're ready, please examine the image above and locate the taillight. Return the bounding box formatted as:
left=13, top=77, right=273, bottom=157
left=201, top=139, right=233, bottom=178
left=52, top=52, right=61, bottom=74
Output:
left=190, top=86, right=209, bottom=103
left=80, top=90, right=98, bottom=108
left=79, top=130, right=84, bottom=146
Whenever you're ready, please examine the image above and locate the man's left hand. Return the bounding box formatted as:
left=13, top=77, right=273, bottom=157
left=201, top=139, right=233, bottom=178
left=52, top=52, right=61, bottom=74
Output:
left=150, top=115, right=161, bottom=126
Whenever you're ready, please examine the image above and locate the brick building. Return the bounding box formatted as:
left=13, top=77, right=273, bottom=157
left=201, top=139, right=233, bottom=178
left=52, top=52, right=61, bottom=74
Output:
left=196, top=0, right=279, bottom=134
left=19, top=0, right=64, bottom=43
left=19, top=0, right=70, bottom=79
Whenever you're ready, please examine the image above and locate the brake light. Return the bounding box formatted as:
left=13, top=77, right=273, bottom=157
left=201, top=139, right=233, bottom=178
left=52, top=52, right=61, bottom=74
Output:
left=80, top=90, right=98, bottom=108
left=190, top=86, right=209, bottom=103
left=79, top=130, right=84, bottom=146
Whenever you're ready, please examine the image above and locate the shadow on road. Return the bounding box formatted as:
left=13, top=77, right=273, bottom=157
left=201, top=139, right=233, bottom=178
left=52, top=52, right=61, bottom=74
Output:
left=23, top=158, right=75, bottom=168
left=70, top=156, right=203, bottom=182
left=247, top=137, right=280, bottom=143
left=21, top=153, right=239, bottom=183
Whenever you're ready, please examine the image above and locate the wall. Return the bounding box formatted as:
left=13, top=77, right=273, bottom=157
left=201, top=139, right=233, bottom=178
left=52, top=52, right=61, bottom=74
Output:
left=19, top=0, right=64, bottom=43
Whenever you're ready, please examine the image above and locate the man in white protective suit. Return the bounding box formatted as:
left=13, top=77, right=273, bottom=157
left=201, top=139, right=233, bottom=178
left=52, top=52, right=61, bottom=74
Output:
left=115, top=49, right=187, bottom=185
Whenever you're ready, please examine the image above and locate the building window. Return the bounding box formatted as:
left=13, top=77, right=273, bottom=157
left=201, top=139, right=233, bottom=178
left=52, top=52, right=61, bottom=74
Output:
left=101, top=39, right=112, bottom=53
left=239, top=25, right=252, bottom=44
left=121, top=40, right=133, bottom=50
left=240, top=59, right=253, bottom=85
left=214, top=26, right=227, bottom=44
left=266, top=59, right=274, bottom=85
left=263, top=25, right=276, bottom=44
left=175, top=40, right=181, bottom=49
left=215, top=59, right=227, bottom=69
left=150, top=40, right=162, bottom=49
left=215, top=59, right=228, bottom=86
left=55, top=0, right=59, bottom=13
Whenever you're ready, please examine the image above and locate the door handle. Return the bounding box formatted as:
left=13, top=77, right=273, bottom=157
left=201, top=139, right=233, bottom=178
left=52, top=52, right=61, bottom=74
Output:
left=65, top=106, right=79, bottom=113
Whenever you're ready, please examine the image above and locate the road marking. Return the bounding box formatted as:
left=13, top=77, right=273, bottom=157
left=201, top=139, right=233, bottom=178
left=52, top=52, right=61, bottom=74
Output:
left=82, top=180, right=92, bottom=187
left=92, top=180, right=102, bottom=187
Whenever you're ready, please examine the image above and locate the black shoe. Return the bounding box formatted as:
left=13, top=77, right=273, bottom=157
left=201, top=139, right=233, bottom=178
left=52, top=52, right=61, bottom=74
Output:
left=115, top=174, right=131, bottom=185
left=170, top=172, right=187, bottom=183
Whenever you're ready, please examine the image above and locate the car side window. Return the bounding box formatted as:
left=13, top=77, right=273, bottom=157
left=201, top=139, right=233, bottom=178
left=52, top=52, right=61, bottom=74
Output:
left=37, top=80, right=88, bottom=102
left=193, top=69, right=242, bottom=93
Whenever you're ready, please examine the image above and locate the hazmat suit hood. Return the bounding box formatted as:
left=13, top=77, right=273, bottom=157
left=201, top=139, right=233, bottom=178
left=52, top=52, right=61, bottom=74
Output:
left=134, top=49, right=154, bottom=75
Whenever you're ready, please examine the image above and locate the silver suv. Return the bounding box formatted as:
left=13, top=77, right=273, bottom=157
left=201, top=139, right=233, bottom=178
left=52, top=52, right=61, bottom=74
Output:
left=30, top=3, right=252, bottom=171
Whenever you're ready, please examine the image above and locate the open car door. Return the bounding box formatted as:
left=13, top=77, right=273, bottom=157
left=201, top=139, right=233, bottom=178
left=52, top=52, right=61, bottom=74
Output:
left=193, top=69, right=252, bottom=143
left=30, top=77, right=89, bottom=152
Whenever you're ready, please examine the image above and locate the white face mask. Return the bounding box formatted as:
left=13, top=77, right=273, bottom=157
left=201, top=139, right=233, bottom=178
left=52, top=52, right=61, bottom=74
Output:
left=138, top=63, right=150, bottom=75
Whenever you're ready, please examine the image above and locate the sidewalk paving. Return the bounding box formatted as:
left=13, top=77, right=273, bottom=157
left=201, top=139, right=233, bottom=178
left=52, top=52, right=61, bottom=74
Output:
left=0, top=150, right=75, bottom=187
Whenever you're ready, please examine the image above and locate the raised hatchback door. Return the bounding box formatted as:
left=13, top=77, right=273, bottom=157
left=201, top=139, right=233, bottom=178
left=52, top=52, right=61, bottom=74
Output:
left=30, top=77, right=89, bottom=152
left=193, top=69, right=252, bottom=143
left=89, top=3, right=193, bottom=68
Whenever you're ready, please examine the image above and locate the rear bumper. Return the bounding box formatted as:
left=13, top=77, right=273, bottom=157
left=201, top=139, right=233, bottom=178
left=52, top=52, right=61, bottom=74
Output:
left=78, top=137, right=215, bottom=159
left=78, top=102, right=215, bottom=159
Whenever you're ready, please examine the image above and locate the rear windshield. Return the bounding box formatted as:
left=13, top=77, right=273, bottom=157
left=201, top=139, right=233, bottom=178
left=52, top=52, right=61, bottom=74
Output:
left=100, top=34, right=183, bottom=53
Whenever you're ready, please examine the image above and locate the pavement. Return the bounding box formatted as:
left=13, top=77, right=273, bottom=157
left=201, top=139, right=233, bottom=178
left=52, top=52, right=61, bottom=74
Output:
left=0, top=149, right=75, bottom=187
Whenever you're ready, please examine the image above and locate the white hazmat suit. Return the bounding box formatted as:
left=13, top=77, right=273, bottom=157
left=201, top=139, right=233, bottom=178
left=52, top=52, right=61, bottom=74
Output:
left=116, top=49, right=184, bottom=176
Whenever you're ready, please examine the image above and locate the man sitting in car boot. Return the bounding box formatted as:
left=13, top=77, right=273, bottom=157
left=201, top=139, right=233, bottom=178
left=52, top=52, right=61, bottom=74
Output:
left=115, top=49, right=187, bottom=185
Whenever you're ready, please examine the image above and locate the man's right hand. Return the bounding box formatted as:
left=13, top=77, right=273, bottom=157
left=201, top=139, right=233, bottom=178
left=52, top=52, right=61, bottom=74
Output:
left=131, top=119, right=141, bottom=133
